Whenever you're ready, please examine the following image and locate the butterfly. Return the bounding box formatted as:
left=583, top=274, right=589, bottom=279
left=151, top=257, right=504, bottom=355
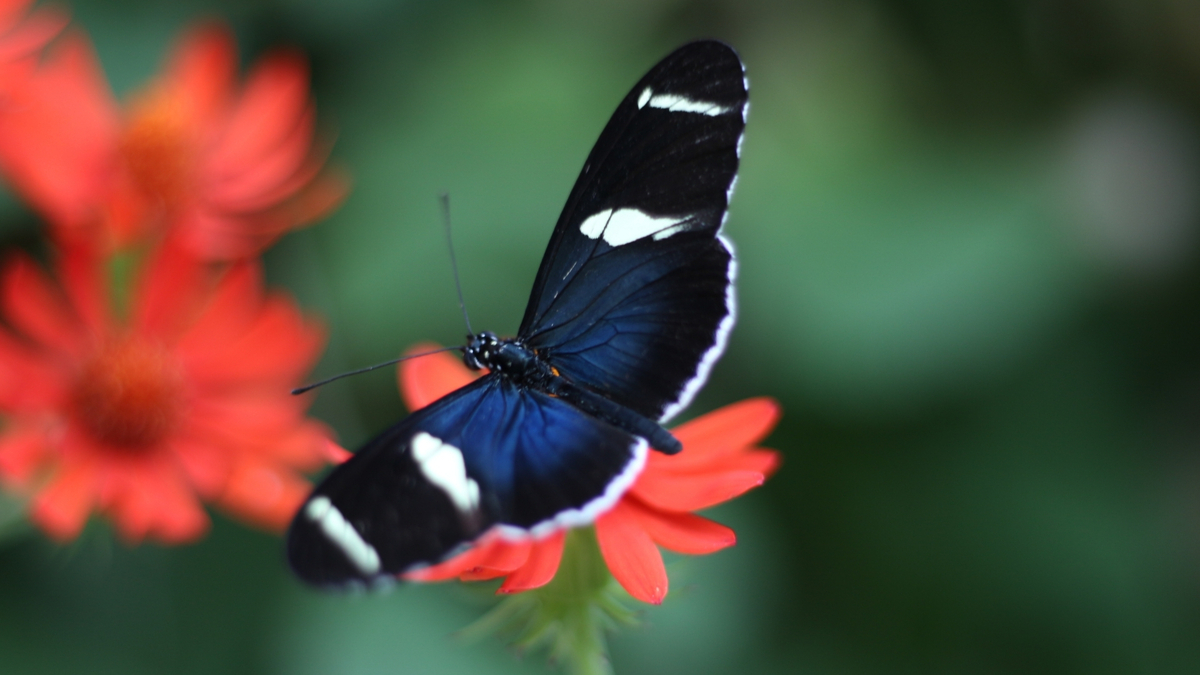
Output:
left=287, top=40, right=748, bottom=587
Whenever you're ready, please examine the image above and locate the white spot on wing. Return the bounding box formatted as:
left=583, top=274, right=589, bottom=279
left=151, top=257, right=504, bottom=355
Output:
left=652, top=222, right=689, bottom=240
left=578, top=209, right=610, bottom=239
left=305, top=496, right=382, bottom=576
left=637, top=86, right=652, bottom=108
left=578, top=208, right=691, bottom=246
left=646, top=92, right=733, bottom=116
left=411, top=432, right=480, bottom=513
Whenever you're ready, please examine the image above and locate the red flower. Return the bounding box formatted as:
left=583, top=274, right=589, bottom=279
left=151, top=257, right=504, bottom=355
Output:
left=397, top=345, right=781, bottom=604
left=0, top=243, right=342, bottom=542
left=0, top=21, right=345, bottom=259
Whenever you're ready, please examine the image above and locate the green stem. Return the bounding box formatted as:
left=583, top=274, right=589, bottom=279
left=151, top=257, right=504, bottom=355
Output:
left=106, top=248, right=141, bottom=323
left=461, top=527, right=638, bottom=675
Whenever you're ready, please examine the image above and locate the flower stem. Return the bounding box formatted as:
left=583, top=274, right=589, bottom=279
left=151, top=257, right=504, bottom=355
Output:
left=106, top=248, right=141, bottom=322
left=461, top=527, right=638, bottom=675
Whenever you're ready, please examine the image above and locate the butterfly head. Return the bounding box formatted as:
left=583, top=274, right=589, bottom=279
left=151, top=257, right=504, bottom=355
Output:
left=463, top=332, right=548, bottom=383
left=463, top=331, right=501, bottom=371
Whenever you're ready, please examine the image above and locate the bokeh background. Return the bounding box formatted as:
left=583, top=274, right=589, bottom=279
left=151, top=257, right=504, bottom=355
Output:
left=3, top=0, right=1200, bottom=673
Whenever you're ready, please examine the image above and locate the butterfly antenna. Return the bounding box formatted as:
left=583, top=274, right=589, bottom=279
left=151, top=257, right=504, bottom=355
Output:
left=441, top=192, right=474, bottom=338
left=291, top=345, right=465, bottom=395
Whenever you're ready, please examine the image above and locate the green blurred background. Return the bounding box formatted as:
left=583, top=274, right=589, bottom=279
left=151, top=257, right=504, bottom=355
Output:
left=3, top=0, right=1200, bottom=673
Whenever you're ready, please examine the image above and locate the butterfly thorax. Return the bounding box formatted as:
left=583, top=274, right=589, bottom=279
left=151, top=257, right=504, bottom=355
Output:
left=463, top=332, right=555, bottom=388
left=462, top=332, right=682, bottom=455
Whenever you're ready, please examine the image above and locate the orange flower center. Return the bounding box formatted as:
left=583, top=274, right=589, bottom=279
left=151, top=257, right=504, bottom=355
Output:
left=71, top=338, right=184, bottom=451
left=119, top=89, right=195, bottom=208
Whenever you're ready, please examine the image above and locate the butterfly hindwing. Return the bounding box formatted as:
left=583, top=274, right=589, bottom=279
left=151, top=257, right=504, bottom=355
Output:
left=286, top=381, right=493, bottom=587
left=517, top=40, right=747, bottom=422
left=287, top=375, right=647, bottom=587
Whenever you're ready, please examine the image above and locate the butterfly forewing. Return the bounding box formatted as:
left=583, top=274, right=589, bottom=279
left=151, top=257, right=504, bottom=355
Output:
left=518, top=41, right=747, bottom=422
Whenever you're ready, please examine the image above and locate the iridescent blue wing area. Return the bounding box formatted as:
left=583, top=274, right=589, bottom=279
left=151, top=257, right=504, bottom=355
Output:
left=286, top=375, right=647, bottom=587
left=517, top=41, right=747, bottom=422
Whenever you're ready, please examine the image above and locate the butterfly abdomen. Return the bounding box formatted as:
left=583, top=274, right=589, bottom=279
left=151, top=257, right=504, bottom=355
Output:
left=548, top=379, right=682, bottom=454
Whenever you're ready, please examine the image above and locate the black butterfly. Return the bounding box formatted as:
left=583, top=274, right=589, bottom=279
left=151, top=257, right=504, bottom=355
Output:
left=287, top=40, right=748, bottom=587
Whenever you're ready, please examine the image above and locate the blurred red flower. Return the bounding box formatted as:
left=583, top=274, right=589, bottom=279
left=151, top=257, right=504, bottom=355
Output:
left=0, top=0, right=65, bottom=88
left=0, top=21, right=345, bottom=258
left=397, top=344, right=781, bottom=604
left=0, top=243, right=342, bottom=542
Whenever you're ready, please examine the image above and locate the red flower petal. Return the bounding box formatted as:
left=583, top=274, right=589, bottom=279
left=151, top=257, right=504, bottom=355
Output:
left=0, top=32, right=120, bottom=234
left=399, top=344, right=479, bottom=411
left=57, top=245, right=109, bottom=336
left=0, top=0, right=26, bottom=30
left=170, top=435, right=231, bottom=498
left=640, top=449, right=781, bottom=486
left=212, top=136, right=332, bottom=212
left=111, top=485, right=209, bottom=543
left=181, top=294, right=324, bottom=387
left=406, top=532, right=575, bottom=593
left=175, top=261, right=293, bottom=368
left=278, top=166, right=348, bottom=226
left=217, top=456, right=311, bottom=532
left=188, top=392, right=307, bottom=433
left=185, top=398, right=323, bottom=473
left=90, top=450, right=210, bottom=543
left=0, top=2, right=66, bottom=62
left=31, top=459, right=98, bottom=541
left=404, top=533, right=516, bottom=582
left=460, top=538, right=533, bottom=581
left=595, top=501, right=667, bottom=604
left=1, top=253, right=85, bottom=355
left=269, top=420, right=340, bottom=471
left=209, top=51, right=308, bottom=174
left=403, top=533, right=525, bottom=581
left=162, top=23, right=235, bottom=128
left=727, top=449, right=782, bottom=477
left=207, top=104, right=314, bottom=207
left=624, top=498, right=736, bottom=555
left=0, top=425, right=48, bottom=486
left=499, top=531, right=565, bottom=593
left=172, top=209, right=252, bottom=260
left=630, top=468, right=765, bottom=513
left=0, top=330, right=67, bottom=411
left=133, top=239, right=214, bottom=341
left=668, top=397, right=781, bottom=469
left=174, top=163, right=347, bottom=259
left=175, top=261, right=264, bottom=347
left=323, top=438, right=351, bottom=463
